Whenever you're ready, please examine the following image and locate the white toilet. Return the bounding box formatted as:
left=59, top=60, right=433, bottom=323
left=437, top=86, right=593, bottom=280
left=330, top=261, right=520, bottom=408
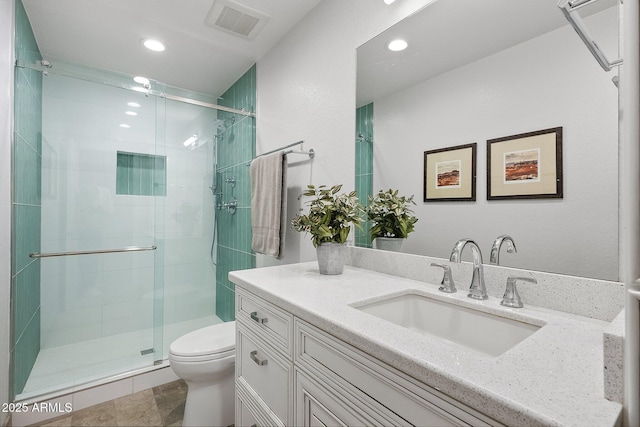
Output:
left=169, top=321, right=236, bottom=427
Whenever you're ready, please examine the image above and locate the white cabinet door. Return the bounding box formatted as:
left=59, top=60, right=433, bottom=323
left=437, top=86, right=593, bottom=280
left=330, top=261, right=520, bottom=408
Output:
left=295, top=368, right=391, bottom=427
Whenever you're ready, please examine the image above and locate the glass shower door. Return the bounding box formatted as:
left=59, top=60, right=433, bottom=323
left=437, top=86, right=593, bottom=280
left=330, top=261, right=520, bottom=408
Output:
left=159, top=98, right=221, bottom=360
left=19, top=73, right=165, bottom=398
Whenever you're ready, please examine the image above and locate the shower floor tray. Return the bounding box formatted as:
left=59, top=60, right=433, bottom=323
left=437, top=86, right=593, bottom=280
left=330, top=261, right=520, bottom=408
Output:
left=18, top=315, right=222, bottom=400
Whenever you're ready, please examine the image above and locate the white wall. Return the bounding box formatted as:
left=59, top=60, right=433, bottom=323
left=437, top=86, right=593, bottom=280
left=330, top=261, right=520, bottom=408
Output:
left=0, top=0, right=13, bottom=418
left=373, top=9, right=619, bottom=280
left=255, top=0, right=432, bottom=267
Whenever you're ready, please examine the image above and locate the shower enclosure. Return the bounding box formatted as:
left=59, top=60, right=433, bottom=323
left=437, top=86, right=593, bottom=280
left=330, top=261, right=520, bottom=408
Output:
left=12, top=54, right=256, bottom=400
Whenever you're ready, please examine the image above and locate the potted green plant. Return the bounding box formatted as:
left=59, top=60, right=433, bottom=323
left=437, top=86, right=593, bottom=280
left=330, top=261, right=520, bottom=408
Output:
left=366, top=189, right=418, bottom=252
left=292, top=184, right=363, bottom=274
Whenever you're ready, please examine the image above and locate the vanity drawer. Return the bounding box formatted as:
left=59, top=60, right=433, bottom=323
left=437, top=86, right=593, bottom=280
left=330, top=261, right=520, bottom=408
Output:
left=237, top=395, right=260, bottom=427
left=237, top=323, right=293, bottom=425
left=236, top=379, right=284, bottom=427
left=236, top=287, right=293, bottom=357
left=295, top=320, right=502, bottom=427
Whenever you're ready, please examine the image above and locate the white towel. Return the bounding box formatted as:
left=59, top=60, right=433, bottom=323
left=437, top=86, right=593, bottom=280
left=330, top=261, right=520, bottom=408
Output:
left=250, top=151, right=287, bottom=258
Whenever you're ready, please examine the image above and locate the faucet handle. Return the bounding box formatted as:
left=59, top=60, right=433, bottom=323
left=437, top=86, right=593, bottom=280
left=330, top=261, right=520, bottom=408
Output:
left=431, top=263, right=457, bottom=293
left=501, top=276, right=537, bottom=308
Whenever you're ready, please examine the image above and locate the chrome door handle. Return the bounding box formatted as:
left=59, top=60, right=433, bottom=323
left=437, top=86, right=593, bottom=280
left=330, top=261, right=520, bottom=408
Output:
left=250, top=350, right=268, bottom=366
left=30, top=245, right=157, bottom=258
left=250, top=311, right=268, bottom=324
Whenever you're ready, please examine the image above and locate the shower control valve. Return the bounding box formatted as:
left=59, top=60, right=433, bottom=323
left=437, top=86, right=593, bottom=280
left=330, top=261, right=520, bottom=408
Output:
left=220, top=198, right=238, bottom=214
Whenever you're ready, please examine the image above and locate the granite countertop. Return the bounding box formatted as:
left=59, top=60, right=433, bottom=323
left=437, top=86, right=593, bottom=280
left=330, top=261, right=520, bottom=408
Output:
left=229, top=262, right=622, bottom=427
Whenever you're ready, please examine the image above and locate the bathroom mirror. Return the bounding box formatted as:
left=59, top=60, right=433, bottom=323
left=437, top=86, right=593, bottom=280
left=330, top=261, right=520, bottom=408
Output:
left=356, top=0, right=620, bottom=281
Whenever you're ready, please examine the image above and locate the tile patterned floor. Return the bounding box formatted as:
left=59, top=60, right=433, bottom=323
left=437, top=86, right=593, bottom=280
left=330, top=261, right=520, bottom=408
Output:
left=30, top=380, right=187, bottom=427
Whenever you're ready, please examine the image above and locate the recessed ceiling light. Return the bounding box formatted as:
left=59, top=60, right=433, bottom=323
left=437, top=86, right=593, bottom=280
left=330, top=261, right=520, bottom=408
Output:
left=125, top=111, right=138, bottom=116
left=387, top=39, right=408, bottom=52
left=383, top=0, right=396, bottom=4
left=119, top=124, right=131, bottom=128
left=127, top=102, right=141, bottom=108
left=142, top=39, right=165, bottom=52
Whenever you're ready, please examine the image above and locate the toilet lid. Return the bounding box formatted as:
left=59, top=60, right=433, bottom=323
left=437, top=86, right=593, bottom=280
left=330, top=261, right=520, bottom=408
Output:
left=169, top=321, right=236, bottom=357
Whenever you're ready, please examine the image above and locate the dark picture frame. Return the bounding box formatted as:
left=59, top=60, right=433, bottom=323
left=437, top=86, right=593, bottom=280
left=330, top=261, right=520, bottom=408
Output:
left=486, top=127, right=563, bottom=200
left=423, top=143, right=477, bottom=202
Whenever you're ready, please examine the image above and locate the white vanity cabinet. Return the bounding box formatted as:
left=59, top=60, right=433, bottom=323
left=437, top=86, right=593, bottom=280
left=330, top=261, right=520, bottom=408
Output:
left=235, top=286, right=502, bottom=427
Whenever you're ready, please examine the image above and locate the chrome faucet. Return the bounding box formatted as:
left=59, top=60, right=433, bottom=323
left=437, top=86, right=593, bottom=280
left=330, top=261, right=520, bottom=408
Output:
left=489, top=234, right=517, bottom=265
left=449, top=239, right=488, bottom=300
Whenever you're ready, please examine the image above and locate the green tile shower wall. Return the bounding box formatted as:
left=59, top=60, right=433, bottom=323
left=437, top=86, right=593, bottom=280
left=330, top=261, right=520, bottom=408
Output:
left=215, top=65, right=256, bottom=321
left=355, top=103, right=374, bottom=248
left=12, top=0, right=42, bottom=397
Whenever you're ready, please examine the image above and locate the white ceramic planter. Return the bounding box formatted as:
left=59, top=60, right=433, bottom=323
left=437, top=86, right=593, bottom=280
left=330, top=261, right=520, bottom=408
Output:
left=316, top=242, right=347, bottom=275
left=375, top=237, right=404, bottom=252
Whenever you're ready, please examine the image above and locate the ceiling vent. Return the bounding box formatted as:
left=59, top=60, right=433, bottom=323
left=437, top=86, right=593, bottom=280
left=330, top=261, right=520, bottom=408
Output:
left=205, top=0, right=270, bottom=40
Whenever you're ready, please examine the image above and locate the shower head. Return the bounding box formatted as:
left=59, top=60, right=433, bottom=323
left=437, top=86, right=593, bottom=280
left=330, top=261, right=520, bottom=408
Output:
left=215, top=117, right=236, bottom=135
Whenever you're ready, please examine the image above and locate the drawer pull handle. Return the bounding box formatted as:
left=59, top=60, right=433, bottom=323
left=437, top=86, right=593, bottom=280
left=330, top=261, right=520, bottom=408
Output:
left=250, top=311, right=268, bottom=324
left=250, top=350, right=268, bottom=366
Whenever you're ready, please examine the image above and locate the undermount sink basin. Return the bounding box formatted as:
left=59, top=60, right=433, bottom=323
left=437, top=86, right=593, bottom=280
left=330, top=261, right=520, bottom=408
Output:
left=353, top=292, right=541, bottom=357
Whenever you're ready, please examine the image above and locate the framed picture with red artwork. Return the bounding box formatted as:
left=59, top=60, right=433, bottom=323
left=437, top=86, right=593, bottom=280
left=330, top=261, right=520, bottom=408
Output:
left=487, top=127, right=563, bottom=200
left=423, top=143, right=476, bottom=202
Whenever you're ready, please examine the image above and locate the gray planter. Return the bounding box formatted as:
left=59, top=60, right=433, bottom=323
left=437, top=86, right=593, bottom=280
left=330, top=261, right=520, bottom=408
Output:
left=316, top=242, right=347, bottom=275
left=375, top=237, right=404, bottom=252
